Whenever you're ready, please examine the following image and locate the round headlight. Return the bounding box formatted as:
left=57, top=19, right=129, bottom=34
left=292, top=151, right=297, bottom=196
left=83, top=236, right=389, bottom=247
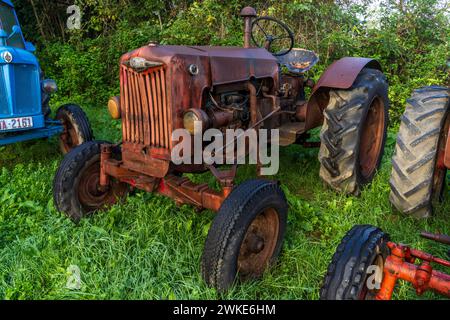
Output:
left=108, top=96, right=121, bottom=119
left=183, top=109, right=210, bottom=135
left=42, top=79, right=58, bottom=94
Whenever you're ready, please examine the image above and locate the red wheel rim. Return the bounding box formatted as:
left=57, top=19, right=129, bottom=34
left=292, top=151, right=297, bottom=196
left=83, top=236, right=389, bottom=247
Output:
left=77, top=158, right=127, bottom=213
left=237, top=208, right=280, bottom=278
left=60, top=116, right=80, bottom=153
left=359, top=97, right=386, bottom=180
left=359, top=253, right=385, bottom=300
left=432, top=112, right=450, bottom=201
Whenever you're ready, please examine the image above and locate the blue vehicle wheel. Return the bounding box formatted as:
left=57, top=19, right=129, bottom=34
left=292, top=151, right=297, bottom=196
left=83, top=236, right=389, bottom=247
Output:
left=56, top=104, right=93, bottom=154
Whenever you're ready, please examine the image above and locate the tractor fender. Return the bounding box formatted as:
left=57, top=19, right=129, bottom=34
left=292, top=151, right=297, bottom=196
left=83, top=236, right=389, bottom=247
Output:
left=304, top=57, right=382, bottom=131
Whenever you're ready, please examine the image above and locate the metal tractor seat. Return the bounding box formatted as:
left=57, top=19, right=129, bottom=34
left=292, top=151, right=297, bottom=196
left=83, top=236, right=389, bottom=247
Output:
left=277, top=48, right=319, bottom=74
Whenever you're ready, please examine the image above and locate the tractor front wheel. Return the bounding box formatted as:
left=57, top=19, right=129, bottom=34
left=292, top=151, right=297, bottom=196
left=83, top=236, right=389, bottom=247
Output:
left=53, top=141, right=129, bottom=222
left=320, top=225, right=390, bottom=300
left=319, top=68, right=389, bottom=195
left=201, top=180, right=288, bottom=292
left=56, top=104, right=93, bottom=154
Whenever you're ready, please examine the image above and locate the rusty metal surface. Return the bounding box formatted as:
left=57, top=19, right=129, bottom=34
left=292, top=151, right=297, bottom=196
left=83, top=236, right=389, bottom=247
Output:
left=421, top=232, right=450, bottom=246
left=200, top=46, right=279, bottom=86
left=376, top=242, right=450, bottom=300
left=358, top=97, right=386, bottom=181
left=119, top=44, right=280, bottom=176
left=100, top=149, right=234, bottom=212
left=313, top=57, right=382, bottom=92
left=77, top=155, right=129, bottom=214
left=238, top=208, right=280, bottom=278
left=433, top=113, right=450, bottom=197
left=119, top=62, right=174, bottom=178
left=158, top=175, right=231, bottom=212
left=121, top=45, right=212, bottom=135
left=241, top=7, right=257, bottom=48
left=121, top=143, right=170, bottom=178
left=304, top=57, right=382, bottom=131
left=57, top=113, right=80, bottom=154
left=121, top=65, right=171, bottom=148
left=121, top=44, right=279, bottom=87
left=248, top=82, right=259, bottom=126
left=102, top=157, right=159, bottom=193
left=240, top=6, right=257, bottom=17
left=444, top=125, right=450, bottom=168
left=100, top=144, right=112, bottom=189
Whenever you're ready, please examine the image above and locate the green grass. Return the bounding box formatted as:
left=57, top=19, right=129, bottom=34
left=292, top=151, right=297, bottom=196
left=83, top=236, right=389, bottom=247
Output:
left=0, top=103, right=448, bottom=300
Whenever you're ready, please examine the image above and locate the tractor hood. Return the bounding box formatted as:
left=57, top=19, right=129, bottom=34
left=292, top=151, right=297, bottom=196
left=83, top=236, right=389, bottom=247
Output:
left=120, top=44, right=279, bottom=87
left=0, top=46, right=41, bottom=119
left=119, top=44, right=280, bottom=139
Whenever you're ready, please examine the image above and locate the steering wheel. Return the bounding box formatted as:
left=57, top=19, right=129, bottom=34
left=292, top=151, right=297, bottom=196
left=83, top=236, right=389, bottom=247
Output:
left=251, top=16, right=294, bottom=56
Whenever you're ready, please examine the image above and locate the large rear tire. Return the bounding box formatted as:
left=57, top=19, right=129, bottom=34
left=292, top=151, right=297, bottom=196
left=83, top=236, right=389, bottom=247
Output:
left=389, top=86, right=450, bottom=218
left=53, top=141, right=129, bottom=222
left=320, top=225, right=390, bottom=300
left=201, top=180, right=288, bottom=293
left=319, top=68, right=389, bottom=195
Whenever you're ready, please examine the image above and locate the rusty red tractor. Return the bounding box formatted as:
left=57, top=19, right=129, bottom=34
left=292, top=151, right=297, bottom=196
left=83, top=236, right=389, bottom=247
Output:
left=320, top=225, right=450, bottom=300
left=53, top=7, right=390, bottom=292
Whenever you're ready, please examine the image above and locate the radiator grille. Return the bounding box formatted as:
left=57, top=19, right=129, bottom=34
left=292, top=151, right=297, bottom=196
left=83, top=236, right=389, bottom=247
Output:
left=0, top=64, right=40, bottom=116
left=120, top=65, right=171, bottom=149
left=13, top=64, right=40, bottom=115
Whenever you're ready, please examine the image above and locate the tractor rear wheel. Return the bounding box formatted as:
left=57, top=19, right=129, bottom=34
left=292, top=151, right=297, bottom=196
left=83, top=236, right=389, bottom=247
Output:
left=53, top=141, right=129, bottom=222
left=389, top=86, right=450, bottom=218
left=56, top=104, right=93, bottom=154
left=320, top=225, right=390, bottom=300
left=201, top=179, right=288, bottom=292
left=319, top=68, right=389, bottom=195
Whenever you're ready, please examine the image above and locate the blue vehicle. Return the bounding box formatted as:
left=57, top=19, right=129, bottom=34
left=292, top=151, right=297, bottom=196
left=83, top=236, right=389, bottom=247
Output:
left=0, top=0, right=92, bottom=153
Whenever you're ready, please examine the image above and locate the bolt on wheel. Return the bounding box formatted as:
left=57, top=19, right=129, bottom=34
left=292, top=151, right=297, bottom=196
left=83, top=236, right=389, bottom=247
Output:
left=238, top=208, right=280, bottom=279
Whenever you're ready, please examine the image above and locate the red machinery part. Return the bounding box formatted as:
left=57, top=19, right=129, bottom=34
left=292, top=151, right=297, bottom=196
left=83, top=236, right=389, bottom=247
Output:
left=376, top=242, right=450, bottom=300
left=444, top=125, right=450, bottom=168
left=304, top=57, right=382, bottom=131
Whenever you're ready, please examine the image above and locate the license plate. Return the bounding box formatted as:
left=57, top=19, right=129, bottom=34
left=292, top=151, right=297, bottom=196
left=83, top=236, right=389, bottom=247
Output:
left=0, top=117, right=34, bottom=131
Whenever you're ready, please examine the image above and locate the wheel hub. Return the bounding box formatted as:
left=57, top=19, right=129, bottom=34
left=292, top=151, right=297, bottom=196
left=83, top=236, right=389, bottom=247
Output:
left=246, top=233, right=265, bottom=254
left=76, top=159, right=126, bottom=213
left=237, top=208, right=280, bottom=278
